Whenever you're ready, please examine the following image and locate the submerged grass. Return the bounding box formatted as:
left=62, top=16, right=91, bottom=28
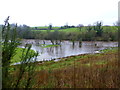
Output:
left=10, top=47, right=119, bottom=88
left=37, top=44, right=60, bottom=48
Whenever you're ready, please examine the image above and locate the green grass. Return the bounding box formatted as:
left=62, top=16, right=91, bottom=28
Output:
left=32, top=30, right=55, bottom=32
left=42, top=44, right=60, bottom=48
left=99, top=47, right=118, bottom=53
left=31, top=26, right=60, bottom=30
left=103, top=26, right=118, bottom=32
left=11, top=47, right=36, bottom=64
left=59, top=28, right=79, bottom=32
left=37, top=44, right=60, bottom=48
left=42, top=45, right=60, bottom=48
left=31, top=26, right=48, bottom=29
left=32, top=28, right=85, bottom=32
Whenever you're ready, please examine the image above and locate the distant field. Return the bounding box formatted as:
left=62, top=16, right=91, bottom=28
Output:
left=31, top=26, right=61, bottom=30
left=31, top=26, right=118, bottom=33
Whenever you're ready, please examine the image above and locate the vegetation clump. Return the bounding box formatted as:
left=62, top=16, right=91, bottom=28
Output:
left=2, top=17, right=38, bottom=88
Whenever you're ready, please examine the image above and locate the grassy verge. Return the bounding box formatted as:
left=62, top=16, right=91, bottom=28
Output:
left=10, top=47, right=119, bottom=88
left=11, top=47, right=36, bottom=64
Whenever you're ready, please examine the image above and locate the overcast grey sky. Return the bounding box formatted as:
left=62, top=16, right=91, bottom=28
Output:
left=0, top=0, right=119, bottom=26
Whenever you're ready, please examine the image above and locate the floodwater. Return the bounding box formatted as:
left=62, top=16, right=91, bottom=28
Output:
left=19, top=39, right=118, bottom=61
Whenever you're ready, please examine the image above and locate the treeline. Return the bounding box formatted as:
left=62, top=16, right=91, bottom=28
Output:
left=2, top=21, right=118, bottom=42
left=32, top=25, right=118, bottom=43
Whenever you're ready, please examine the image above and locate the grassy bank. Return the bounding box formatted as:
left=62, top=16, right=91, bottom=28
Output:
left=11, top=47, right=36, bottom=64
left=10, top=47, right=119, bottom=88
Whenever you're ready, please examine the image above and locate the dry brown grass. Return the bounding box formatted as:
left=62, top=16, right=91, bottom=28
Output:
left=30, top=49, right=119, bottom=88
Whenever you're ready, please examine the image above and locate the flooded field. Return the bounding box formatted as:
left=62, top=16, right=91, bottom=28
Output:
left=19, top=39, right=118, bottom=61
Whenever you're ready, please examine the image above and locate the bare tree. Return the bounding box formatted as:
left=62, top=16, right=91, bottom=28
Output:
left=77, top=24, right=84, bottom=31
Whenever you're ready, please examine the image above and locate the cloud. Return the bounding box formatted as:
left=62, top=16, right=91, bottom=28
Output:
left=0, top=0, right=119, bottom=26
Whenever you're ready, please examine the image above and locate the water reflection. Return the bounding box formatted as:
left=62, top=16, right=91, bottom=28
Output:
left=19, top=39, right=118, bottom=61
